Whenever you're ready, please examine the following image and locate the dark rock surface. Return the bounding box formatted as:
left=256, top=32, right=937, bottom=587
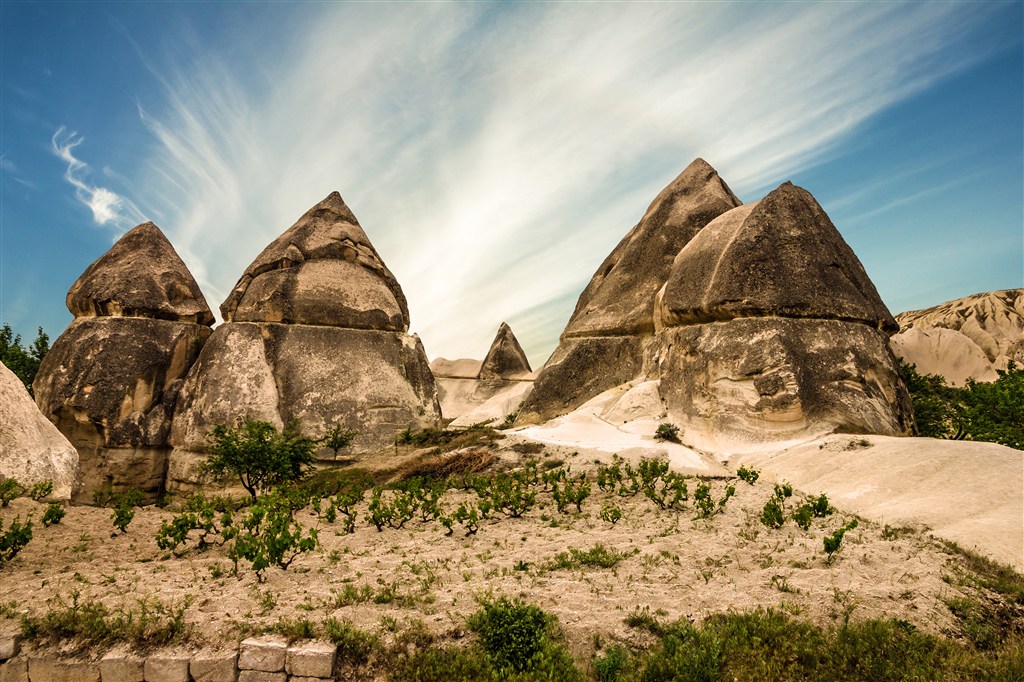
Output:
left=478, top=322, right=531, bottom=380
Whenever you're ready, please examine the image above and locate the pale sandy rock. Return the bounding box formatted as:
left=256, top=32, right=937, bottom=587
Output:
left=448, top=381, right=534, bottom=428
left=659, top=183, right=896, bottom=331
left=67, top=222, right=213, bottom=326
left=189, top=650, right=238, bottom=682
left=98, top=650, right=144, bottom=682
left=565, top=158, right=742, bottom=338
left=27, top=658, right=100, bottom=682
left=429, top=357, right=483, bottom=379
left=239, top=637, right=287, bottom=672
left=169, top=323, right=439, bottom=489
left=33, top=318, right=210, bottom=502
left=0, top=635, right=20, bottom=662
left=521, top=159, right=739, bottom=423
left=478, top=322, right=531, bottom=380
left=518, top=336, right=648, bottom=425
left=143, top=655, right=190, bottom=682
left=285, top=641, right=336, bottom=678
left=657, top=318, right=914, bottom=449
left=0, top=363, right=78, bottom=501
left=238, top=672, right=285, bottom=682
left=599, top=380, right=665, bottom=424
left=735, top=435, right=1024, bottom=572
left=0, top=658, right=27, bottom=682
left=892, top=288, right=1024, bottom=385
left=222, top=192, right=408, bottom=330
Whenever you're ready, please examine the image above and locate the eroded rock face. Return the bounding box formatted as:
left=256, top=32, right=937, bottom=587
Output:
left=891, top=289, right=1024, bottom=385
left=519, top=158, right=741, bottom=423
left=222, top=192, right=409, bottom=331
left=0, top=362, right=79, bottom=500
left=169, top=193, right=440, bottom=492
left=479, top=322, right=531, bottom=381
left=34, top=223, right=213, bottom=502
left=67, top=222, right=214, bottom=326
left=656, top=182, right=913, bottom=445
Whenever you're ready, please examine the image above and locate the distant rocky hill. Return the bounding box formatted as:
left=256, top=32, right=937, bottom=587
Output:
left=890, top=289, right=1024, bottom=386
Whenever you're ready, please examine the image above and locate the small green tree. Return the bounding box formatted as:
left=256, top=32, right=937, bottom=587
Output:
left=323, top=424, right=358, bottom=460
left=204, top=420, right=316, bottom=501
left=0, top=323, right=49, bottom=395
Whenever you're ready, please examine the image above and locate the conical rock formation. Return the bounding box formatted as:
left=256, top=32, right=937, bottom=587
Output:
left=33, top=223, right=213, bottom=502
left=890, top=289, right=1024, bottom=385
left=519, top=159, right=741, bottom=423
left=655, top=182, right=913, bottom=446
left=1, top=362, right=79, bottom=500
left=478, top=322, right=531, bottom=381
left=169, top=193, right=440, bottom=493
left=432, top=323, right=535, bottom=426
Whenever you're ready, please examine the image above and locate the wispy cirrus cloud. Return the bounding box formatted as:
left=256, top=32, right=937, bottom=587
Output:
left=91, top=2, right=1013, bottom=365
left=51, top=127, right=146, bottom=231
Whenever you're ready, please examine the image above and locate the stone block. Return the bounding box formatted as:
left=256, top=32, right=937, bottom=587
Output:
left=190, top=650, right=238, bottom=682
left=1, top=657, right=28, bottom=682
left=27, top=657, right=101, bottom=682
left=288, top=678, right=332, bottom=682
left=0, top=635, right=21, bottom=662
left=238, top=637, right=286, bottom=672
left=237, top=671, right=286, bottom=682
left=285, top=641, right=336, bottom=678
left=99, top=651, right=144, bottom=682
left=143, top=654, right=190, bottom=682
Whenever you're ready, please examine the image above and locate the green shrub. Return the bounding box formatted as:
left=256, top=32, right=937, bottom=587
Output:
left=546, top=544, right=635, bottom=571
left=204, top=420, right=317, bottom=500
left=324, top=618, right=378, bottom=665
left=468, top=597, right=580, bottom=678
left=111, top=489, right=143, bottom=534
left=760, top=497, right=785, bottom=529
left=367, top=487, right=416, bottom=531
left=322, top=424, right=358, bottom=460
left=228, top=492, right=318, bottom=580
left=0, top=515, right=32, bottom=565
left=41, top=503, right=65, bottom=527
left=595, top=645, right=631, bottom=682
left=655, top=423, right=681, bottom=443
left=599, top=503, right=623, bottom=525
left=0, top=478, right=21, bottom=506
left=155, top=494, right=237, bottom=553
left=736, top=465, right=760, bottom=485
left=552, top=474, right=591, bottom=513
left=640, top=619, right=723, bottom=682
left=694, top=482, right=735, bottom=519
left=823, top=520, right=859, bottom=561
left=26, top=480, right=53, bottom=501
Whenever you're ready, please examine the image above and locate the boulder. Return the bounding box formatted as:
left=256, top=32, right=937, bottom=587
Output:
left=168, top=193, right=439, bottom=491
left=519, top=158, right=740, bottom=423
left=0, top=362, right=78, bottom=500
left=478, top=322, right=531, bottom=380
left=67, top=222, right=213, bottom=326
left=659, top=182, right=897, bottom=331
left=891, top=289, right=1024, bottom=385
left=222, top=192, right=408, bottom=331
left=33, top=222, right=213, bottom=502
left=656, top=182, right=913, bottom=445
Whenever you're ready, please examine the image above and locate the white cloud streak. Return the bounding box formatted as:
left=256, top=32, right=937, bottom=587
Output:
left=109, top=2, right=1010, bottom=366
left=51, top=127, right=146, bottom=232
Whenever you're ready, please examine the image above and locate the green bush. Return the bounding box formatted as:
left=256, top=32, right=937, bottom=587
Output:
left=823, top=520, right=859, bottom=561
left=595, top=645, right=631, bottom=681
left=0, top=515, right=32, bottom=565
left=41, top=503, right=65, bottom=527
left=204, top=420, right=317, bottom=500
left=322, top=424, right=358, bottom=459
left=0, top=478, right=21, bottom=506
left=736, top=465, right=760, bottom=485
left=468, top=597, right=580, bottom=679
left=111, top=489, right=143, bottom=534
left=0, top=323, right=48, bottom=395
left=552, top=474, right=590, bottom=513
left=26, top=480, right=53, bottom=501
left=655, top=423, right=681, bottom=443
left=227, top=492, right=318, bottom=580
left=155, top=494, right=237, bottom=553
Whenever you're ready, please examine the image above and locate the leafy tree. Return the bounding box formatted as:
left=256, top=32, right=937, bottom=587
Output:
left=901, top=362, right=965, bottom=439
left=0, top=323, right=49, bottom=395
left=204, top=420, right=316, bottom=500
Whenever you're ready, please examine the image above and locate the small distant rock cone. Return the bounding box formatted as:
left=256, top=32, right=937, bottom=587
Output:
left=34, top=222, right=213, bottom=502
left=518, top=158, right=741, bottom=423
left=169, top=192, right=440, bottom=493
left=478, top=322, right=531, bottom=381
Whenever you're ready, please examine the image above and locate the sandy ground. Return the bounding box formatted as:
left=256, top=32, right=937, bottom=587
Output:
left=0, top=437, right=1008, bottom=670
left=732, top=434, right=1024, bottom=572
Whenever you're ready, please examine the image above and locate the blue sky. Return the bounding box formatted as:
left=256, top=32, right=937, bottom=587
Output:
left=1, top=2, right=1021, bottom=367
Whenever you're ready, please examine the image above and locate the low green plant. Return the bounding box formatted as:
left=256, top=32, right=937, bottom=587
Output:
left=552, top=474, right=591, bottom=513
left=26, top=480, right=53, bottom=501
left=41, top=502, right=65, bottom=527
left=468, top=597, right=580, bottom=678
left=324, top=617, right=379, bottom=665
left=111, top=488, right=143, bottom=534
left=322, top=424, right=358, bottom=460
left=694, top=482, right=735, bottom=519
left=449, top=501, right=482, bottom=535
left=0, top=515, right=32, bottom=565
left=0, top=478, right=21, bottom=506
left=760, top=496, right=786, bottom=529
left=599, top=502, right=623, bottom=525
left=546, top=544, right=635, bottom=571
left=367, top=487, right=416, bottom=531
left=228, top=492, right=319, bottom=580
left=823, top=519, right=859, bottom=562
left=483, top=474, right=536, bottom=518
left=595, top=645, right=631, bottom=682
left=155, top=494, right=238, bottom=553
left=736, top=465, right=760, bottom=485
left=654, top=422, right=681, bottom=443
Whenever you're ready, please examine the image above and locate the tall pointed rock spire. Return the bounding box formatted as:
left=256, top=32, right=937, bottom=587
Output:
left=479, top=322, right=532, bottom=381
